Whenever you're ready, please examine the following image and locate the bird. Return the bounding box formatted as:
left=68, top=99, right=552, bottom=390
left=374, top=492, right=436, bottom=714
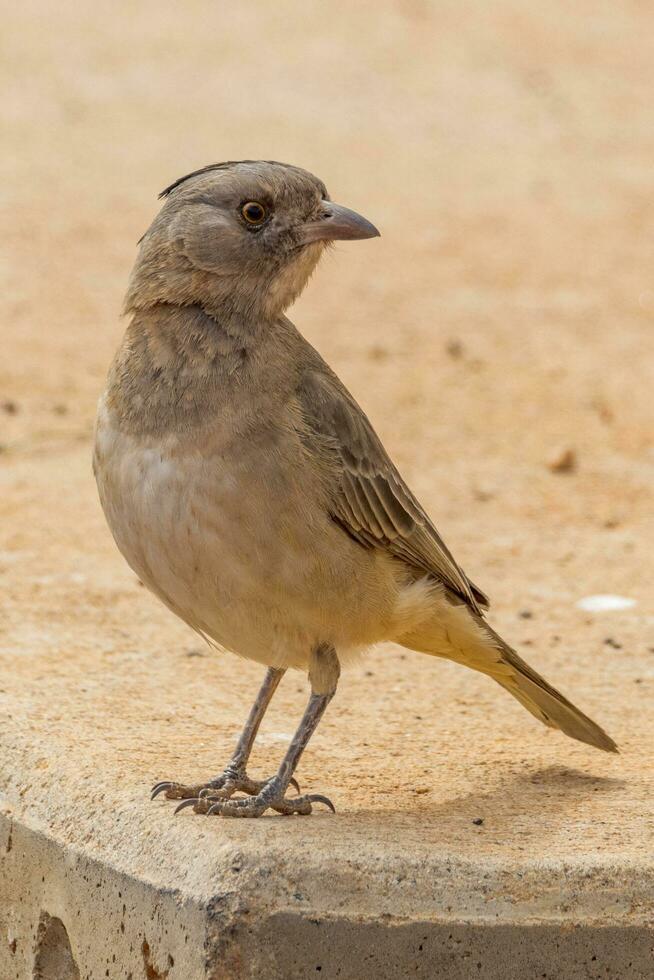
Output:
left=93, top=160, right=617, bottom=819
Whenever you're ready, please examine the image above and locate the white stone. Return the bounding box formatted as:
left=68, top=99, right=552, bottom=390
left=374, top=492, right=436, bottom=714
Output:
left=576, top=594, right=637, bottom=612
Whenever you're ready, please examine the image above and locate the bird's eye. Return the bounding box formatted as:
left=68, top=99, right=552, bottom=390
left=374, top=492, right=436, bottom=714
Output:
left=241, top=201, right=267, bottom=225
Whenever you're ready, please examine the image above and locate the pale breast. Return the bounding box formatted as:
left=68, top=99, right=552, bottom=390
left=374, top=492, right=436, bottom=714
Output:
left=96, top=376, right=421, bottom=676
left=95, top=397, right=385, bottom=668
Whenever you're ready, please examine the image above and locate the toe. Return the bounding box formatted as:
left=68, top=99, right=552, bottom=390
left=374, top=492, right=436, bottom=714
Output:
left=198, top=781, right=235, bottom=800
left=154, top=781, right=206, bottom=801
left=206, top=798, right=266, bottom=818
left=173, top=796, right=216, bottom=815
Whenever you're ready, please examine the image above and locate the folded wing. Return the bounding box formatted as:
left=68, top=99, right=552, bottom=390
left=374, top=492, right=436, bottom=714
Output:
left=297, top=367, right=489, bottom=614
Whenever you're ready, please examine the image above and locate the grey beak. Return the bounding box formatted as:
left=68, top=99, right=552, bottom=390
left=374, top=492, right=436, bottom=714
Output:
left=300, top=201, right=380, bottom=245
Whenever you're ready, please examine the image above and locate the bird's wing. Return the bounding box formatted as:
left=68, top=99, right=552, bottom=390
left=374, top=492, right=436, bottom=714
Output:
left=297, top=367, right=489, bottom=613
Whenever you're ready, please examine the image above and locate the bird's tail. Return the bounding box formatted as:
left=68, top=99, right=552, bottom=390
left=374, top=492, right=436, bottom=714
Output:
left=397, top=588, right=618, bottom=754
left=483, top=623, right=617, bottom=752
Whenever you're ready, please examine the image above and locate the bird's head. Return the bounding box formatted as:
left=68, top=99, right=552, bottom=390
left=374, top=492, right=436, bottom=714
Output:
left=124, top=160, right=379, bottom=323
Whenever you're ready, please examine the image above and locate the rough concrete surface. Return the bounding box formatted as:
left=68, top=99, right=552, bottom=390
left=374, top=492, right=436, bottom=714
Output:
left=1, top=1, right=653, bottom=977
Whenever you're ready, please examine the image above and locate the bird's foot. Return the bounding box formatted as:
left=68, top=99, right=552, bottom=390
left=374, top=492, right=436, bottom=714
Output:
left=173, top=777, right=335, bottom=818
left=150, top=767, right=299, bottom=803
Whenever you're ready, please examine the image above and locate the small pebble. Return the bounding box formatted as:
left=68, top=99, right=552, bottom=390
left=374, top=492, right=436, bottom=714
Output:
left=577, top=594, right=637, bottom=612
left=0, top=399, right=18, bottom=415
left=592, top=398, right=614, bottom=423
left=368, top=345, right=388, bottom=362
left=472, top=817, right=484, bottom=826
left=518, top=609, right=533, bottom=619
left=472, top=483, right=495, bottom=502
left=547, top=447, right=577, bottom=473
left=603, top=637, right=622, bottom=650
left=445, top=339, right=464, bottom=359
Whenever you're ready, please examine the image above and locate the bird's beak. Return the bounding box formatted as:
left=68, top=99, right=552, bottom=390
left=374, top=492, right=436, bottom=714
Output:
left=299, top=201, right=380, bottom=245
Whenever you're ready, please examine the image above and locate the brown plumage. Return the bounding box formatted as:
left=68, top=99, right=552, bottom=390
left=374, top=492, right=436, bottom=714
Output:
left=95, top=161, right=616, bottom=821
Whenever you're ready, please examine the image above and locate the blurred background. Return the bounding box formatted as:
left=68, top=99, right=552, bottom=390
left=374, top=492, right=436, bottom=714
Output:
left=3, top=1, right=652, bottom=504
left=1, top=1, right=652, bottom=803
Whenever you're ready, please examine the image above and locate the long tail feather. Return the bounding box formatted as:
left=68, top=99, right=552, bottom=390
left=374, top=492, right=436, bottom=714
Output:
left=397, top=585, right=617, bottom=753
left=484, top=623, right=618, bottom=753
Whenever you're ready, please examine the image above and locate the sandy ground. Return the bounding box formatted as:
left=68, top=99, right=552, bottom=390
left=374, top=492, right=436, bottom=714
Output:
left=1, top=0, right=653, bottom=880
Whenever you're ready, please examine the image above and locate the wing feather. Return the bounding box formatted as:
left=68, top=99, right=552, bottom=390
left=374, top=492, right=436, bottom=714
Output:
left=297, top=367, right=489, bottom=613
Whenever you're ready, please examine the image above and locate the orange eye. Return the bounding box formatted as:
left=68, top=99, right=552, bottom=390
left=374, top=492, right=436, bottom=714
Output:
left=241, top=201, right=266, bottom=224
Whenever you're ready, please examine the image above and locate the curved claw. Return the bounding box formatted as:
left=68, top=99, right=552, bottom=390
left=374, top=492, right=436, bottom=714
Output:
left=206, top=801, right=224, bottom=817
left=307, top=794, right=336, bottom=814
left=174, top=798, right=200, bottom=815
left=151, top=782, right=173, bottom=801
left=289, top=777, right=301, bottom=794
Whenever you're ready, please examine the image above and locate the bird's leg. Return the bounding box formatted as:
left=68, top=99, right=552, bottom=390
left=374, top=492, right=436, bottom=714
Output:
left=177, top=644, right=340, bottom=817
left=151, top=666, right=287, bottom=802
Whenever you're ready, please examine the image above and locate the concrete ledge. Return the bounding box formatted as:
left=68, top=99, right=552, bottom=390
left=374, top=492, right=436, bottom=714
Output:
left=1, top=453, right=652, bottom=980
left=3, top=815, right=654, bottom=980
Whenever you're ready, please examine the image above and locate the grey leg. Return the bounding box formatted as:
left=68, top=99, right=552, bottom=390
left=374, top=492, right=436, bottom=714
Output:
left=178, top=644, right=340, bottom=818
left=151, top=667, right=289, bottom=801
left=221, top=666, right=286, bottom=773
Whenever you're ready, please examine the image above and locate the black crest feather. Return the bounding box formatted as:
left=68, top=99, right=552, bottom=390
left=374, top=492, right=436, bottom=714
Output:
left=158, top=160, right=307, bottom=199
